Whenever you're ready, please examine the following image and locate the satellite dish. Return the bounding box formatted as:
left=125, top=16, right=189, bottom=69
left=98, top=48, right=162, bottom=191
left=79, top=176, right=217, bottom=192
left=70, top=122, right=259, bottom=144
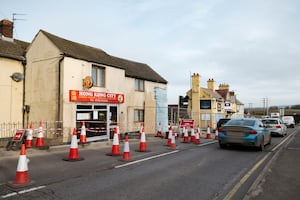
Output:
left=10, top=72, right=24, bottom=82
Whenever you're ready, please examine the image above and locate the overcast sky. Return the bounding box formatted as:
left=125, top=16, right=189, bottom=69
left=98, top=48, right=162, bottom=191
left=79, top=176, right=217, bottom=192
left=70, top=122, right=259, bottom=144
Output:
left=1, top=0, right=299, bottom=107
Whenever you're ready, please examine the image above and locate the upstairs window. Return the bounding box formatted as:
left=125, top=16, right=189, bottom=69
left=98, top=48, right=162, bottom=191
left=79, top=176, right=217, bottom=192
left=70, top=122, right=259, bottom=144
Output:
left=135, top=79, right=144, bottom=91
left=92, top=65, right=105, bottom=87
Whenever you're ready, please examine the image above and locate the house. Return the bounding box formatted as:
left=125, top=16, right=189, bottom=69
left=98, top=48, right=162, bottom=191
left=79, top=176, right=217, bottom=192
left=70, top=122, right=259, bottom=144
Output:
left=185, top=73, right=244, bottom=130
left=0, top=19, right=29, bottom=129
left=25, top=30, right=168, bottom=143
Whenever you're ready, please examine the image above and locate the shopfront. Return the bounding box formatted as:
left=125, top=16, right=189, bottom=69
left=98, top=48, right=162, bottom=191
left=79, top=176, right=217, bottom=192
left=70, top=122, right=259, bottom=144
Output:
left=69, top=90, right=124, bottom=141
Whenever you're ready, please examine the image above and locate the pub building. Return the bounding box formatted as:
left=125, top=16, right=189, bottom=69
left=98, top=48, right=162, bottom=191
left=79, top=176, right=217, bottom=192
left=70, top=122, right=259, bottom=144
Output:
left=24, top=30, right=168, bottom=143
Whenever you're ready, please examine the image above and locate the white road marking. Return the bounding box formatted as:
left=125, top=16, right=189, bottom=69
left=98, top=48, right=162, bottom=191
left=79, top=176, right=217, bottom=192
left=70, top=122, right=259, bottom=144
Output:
left=1, top=185, right=46, bottom=199
left=115, top=150, right=179, bottom=168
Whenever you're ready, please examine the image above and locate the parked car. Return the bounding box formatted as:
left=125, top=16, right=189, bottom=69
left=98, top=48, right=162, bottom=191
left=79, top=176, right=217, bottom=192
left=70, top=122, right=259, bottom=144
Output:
left=261, top=118, right=287, bottom=136
left=282, top=116, right=295, bottom=128
left=218, top=118, right=271, bottom=151
left=216, top=118, right=231, bottom=131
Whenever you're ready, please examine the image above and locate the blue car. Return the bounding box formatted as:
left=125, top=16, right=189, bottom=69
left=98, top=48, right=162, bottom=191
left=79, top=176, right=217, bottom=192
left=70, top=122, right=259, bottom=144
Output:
left=218, top=118, right=271, bottom=151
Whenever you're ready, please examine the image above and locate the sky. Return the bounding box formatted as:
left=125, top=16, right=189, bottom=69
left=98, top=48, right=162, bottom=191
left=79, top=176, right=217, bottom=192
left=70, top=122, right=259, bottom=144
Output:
left=1, top=0, right=300, bottom=108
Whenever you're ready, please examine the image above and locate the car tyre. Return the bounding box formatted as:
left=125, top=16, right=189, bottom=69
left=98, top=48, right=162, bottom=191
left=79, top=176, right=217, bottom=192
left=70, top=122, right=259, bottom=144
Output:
left=219, top=142, right=226, bottom=149
left=258, top=137, right=265, bottom=151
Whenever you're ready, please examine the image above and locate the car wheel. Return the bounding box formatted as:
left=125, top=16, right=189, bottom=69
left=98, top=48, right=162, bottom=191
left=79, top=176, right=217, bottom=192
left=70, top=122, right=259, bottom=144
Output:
left=258, top=137, right=265, bottom=151
left=267, top=135, right=271, bottom=145
left=219, top=142, right=226, bottom=149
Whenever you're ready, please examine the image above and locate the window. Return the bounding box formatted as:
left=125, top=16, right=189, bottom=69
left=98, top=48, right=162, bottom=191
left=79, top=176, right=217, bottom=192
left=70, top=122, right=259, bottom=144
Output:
left=135, top=79, right=144, bottom=91
left=92, top=65, right=105, bottom=87
left=134, top=109, right=144, bottom=122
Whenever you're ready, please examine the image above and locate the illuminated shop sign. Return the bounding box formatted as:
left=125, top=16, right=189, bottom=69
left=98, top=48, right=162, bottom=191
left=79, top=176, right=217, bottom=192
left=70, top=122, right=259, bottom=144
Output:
left=69, top=90, right=124, bottom=104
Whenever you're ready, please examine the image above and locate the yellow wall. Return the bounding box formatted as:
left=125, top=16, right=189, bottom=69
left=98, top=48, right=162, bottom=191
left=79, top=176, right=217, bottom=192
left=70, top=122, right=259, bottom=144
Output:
left=0, top=57, right=24, bottom=123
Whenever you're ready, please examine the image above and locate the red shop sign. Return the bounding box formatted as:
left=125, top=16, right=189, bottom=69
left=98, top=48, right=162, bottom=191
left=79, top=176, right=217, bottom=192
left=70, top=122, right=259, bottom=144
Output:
left=69, top=90, right=124, bottom=104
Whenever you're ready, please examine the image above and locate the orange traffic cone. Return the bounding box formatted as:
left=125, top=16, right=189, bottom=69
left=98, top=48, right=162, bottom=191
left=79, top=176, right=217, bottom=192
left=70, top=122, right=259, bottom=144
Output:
left=107, top=126, right=120, bottom=156
left=25, top=123, right=33, bottom=148
left=169, top=132, right=177, bottom=150
left=138, top=123, right=143, bottom=139
left=155, top=122, right=163, bottom=137
left=215, top=129, right=219, bottom=140
left=182, top=127, right=189, bottom=143
left=198, top=126, right=203, bottom=138
left=35, top=121, right=45, bottom=147
left=122, top=134, right=131, bottom=161
left=190, top=128, right=195, bottom=142
left=13, top=144, right=31, bottom=185
left=63, top=128, right=84, bottom=161
left=79, top=121, right=87, bottom=144
left=167, top=126, right=172, bottom=146
left=206, top=125, right=212, bottom=139
left=194, top=131, right=201, bottom=144
left=137, top=127, right=149, bottom=152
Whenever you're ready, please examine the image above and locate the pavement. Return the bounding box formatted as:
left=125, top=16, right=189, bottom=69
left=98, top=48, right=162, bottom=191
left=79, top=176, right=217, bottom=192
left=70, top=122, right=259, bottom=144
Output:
left=1, top=128, right=299, bottom=199
left=244, top=126, right=300, bottom=200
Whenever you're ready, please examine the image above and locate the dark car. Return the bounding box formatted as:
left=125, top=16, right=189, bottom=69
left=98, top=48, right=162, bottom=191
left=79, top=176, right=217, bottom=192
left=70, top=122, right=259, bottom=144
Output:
left=216, top=118, right=231, bottom=131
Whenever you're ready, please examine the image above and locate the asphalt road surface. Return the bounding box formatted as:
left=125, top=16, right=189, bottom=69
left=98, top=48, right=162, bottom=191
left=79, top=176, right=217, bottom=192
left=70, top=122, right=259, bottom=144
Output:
left=0, top=128, right=297, bottom=200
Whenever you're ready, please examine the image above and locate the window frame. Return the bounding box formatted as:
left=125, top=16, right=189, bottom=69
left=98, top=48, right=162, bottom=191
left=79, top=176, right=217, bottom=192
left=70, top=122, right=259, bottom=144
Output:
left=92, top=65, right=105, bottom=87
left=134, top=109, right=144, bottom=122
left=135, top=79, right=144, bottom=92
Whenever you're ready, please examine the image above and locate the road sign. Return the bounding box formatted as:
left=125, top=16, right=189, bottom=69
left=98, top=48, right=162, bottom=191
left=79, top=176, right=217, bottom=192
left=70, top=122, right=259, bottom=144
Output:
left=180, top=119, right=195, bottom=128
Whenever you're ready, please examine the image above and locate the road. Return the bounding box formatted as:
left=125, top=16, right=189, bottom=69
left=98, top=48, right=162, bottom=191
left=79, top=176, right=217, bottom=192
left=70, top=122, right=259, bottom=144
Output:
left=0, top=128, right=297, bottom=200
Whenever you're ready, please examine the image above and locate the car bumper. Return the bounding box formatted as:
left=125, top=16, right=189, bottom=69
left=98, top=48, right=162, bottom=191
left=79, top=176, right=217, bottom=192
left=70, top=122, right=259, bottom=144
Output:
left=218, top=134, right=260, bottom=147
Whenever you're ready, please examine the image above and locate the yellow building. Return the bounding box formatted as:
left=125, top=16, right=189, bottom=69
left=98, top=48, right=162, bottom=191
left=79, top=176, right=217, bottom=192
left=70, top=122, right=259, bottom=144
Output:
left=0, top=19, right=29, bottom=127
left=25, top=30, right=168, bottom=143
left=186, top=73, right=244, bottom=130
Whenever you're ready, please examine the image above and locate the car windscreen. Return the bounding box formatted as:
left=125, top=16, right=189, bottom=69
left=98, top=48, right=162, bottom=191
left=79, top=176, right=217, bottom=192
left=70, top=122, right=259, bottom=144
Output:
left=226, top=119, right=255, bottom=126
left=262, top=120, right=278, bottom=125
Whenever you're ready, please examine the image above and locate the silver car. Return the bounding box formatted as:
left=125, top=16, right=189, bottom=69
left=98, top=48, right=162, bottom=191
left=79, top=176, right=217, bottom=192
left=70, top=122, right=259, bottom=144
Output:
left=261, top=118, right=287, bottom=136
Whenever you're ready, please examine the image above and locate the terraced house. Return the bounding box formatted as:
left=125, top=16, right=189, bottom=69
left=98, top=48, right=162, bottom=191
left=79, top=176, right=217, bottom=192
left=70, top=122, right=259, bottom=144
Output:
left=1, top=19, right=168, bottom=143
left=0, top=19, right=29, bottom=129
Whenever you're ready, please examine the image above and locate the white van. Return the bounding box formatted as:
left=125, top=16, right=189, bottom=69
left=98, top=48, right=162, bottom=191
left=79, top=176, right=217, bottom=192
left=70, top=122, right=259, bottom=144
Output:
left=282, top=116, right=295, bottom=128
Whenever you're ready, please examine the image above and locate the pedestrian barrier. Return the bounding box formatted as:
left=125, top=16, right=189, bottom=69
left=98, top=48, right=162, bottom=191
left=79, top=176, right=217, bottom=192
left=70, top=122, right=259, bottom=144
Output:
left=63, top=128, right=84, bottom=161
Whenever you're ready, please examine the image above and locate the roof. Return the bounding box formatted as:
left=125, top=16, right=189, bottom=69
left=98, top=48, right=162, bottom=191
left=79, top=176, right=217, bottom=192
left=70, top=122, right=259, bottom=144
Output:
left=0, top=38, right=29, bottom=61
left=40, top=30, right=167, bottom=84
left=202, top=88, right=223, bottom=99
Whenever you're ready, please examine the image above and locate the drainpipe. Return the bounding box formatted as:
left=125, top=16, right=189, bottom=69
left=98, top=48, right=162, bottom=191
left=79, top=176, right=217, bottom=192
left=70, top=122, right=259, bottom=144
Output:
left=57, top=55, right=64, bottom=124
left=22, top=57, right=26, bottom=128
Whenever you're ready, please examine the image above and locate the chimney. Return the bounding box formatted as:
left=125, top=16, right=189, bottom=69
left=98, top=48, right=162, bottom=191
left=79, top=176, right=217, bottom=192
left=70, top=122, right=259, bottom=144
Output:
left=0, top=19, right=13, bottom=38
left=207, top=78, right=215, bottom=91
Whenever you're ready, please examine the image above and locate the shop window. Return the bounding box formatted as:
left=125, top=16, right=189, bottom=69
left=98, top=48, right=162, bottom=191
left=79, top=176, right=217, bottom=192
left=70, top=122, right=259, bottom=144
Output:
left=92, top=65, right=105, bottom=87
left=135, top=79, right=144, bottom=91
left=134, top=109, right=144, bottom=122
